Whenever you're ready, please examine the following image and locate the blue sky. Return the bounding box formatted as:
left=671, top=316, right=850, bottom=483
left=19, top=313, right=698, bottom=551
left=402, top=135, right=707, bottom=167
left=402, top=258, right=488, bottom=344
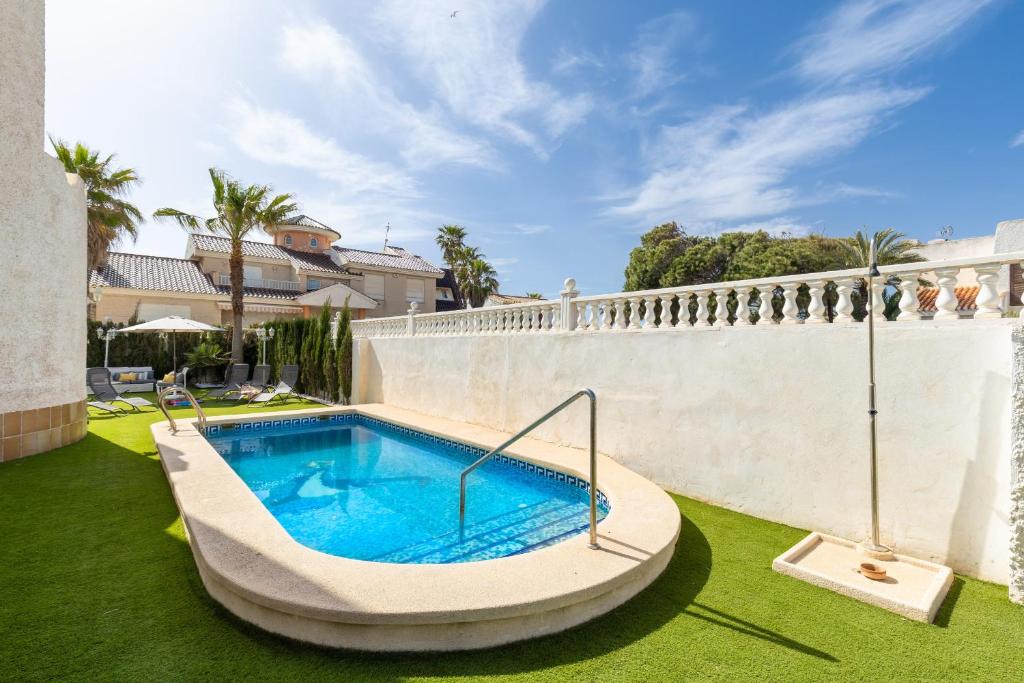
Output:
left=46, top=0, right=1023, bottom=296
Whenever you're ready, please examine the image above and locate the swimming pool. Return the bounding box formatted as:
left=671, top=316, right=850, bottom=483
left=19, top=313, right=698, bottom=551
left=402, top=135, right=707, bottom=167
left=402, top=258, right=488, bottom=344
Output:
left=205, top=415, right=609, bottom=564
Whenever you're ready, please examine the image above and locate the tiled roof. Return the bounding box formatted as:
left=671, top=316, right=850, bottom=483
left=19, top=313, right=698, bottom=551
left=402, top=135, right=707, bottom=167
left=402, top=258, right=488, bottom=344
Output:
left=917, top=286, right=979, bottom=313
left=90, top=253, right=218, bottom=294
left=189, top=234, right=345, bottom=274
left=334, top=246, right=443, bottom=275
left=91, top=253, right=303, bottom=300
left=281, top=214, right=336, bottom=232
left=488, top=293, right=543, bottom=305
left=212, top=284, right=300, bottom=301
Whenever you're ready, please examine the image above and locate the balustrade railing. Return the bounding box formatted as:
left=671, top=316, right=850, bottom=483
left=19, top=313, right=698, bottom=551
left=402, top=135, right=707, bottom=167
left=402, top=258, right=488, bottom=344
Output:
left=350, top=252, right=1024, bottom=338
left=217, top=274, right=301, bottom=292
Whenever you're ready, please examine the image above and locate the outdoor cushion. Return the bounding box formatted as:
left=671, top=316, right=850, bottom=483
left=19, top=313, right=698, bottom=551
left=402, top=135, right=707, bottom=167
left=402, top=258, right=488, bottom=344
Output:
left=120, top=372, right=137, bottom=381
left=163, top=372, right=175, bottom=383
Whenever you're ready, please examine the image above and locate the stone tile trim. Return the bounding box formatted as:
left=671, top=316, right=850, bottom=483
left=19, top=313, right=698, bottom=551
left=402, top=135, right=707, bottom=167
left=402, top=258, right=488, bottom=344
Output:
left=0, top=399, right=87, bottom=463
left=1010, top=327, right=1024, bottom=604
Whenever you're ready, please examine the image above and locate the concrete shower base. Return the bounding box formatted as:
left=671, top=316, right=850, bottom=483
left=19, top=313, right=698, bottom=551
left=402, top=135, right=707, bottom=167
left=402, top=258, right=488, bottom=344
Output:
left=772, top=532, right=953, bottom=623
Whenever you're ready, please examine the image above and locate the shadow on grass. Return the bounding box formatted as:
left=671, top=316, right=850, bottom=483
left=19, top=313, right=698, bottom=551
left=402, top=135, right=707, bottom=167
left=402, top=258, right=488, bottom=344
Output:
left=683, top=603, right=837, bottom=661
left=933, top=576, right=965, bottom=628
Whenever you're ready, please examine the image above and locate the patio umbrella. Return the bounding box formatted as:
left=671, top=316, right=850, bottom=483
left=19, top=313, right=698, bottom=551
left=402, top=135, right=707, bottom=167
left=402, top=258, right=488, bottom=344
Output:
left=119, top=316, right=224, bottom=373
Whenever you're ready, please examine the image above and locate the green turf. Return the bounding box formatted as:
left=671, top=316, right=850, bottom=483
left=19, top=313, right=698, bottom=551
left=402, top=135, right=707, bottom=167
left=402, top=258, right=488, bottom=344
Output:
left=1, top=396, right=1022, bottom=681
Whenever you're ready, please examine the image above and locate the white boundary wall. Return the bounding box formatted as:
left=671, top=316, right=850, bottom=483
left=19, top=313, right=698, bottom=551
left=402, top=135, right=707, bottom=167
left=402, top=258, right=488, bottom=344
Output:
left=355, top=320, right=1016, bottom=585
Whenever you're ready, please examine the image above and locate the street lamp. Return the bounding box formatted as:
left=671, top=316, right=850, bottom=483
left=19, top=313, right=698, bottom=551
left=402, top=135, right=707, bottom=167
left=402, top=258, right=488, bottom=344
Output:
left=96, top=326, right=118, bottom=368
left=255, top=327, right=275, bottom=365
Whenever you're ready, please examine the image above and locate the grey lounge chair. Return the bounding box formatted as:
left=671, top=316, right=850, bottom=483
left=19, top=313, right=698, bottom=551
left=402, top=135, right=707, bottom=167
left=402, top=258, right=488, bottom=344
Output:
left=86, top=367, right=155, bottom=412
left=237, top=364, right=271, bottom=401
left=87, top=400, right=128, bottom=416
left=249, top=364, right=299, bottom=405
left=204, top=364, right=248, bottom=400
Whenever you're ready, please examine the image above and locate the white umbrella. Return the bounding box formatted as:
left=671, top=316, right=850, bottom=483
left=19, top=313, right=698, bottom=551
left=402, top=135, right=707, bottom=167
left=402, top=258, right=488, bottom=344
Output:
left=119, top=316, right=224, bottom=372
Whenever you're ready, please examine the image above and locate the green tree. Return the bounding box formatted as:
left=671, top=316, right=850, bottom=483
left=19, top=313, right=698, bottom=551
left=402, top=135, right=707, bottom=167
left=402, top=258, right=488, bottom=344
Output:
left=460, top=258, right=500, bottom=308
left=339, top=326, right=353, bottom=404
left=435, top=224, right=468, bottom=268
left=154, top=169, right=297, bottom=362
left=526, top=292, right=543, bottom=299
left=50, top=137, right=142, bottom=274
left=623, top=222, right=707, bottom=290
left=841, top=228, right=925, bottom=267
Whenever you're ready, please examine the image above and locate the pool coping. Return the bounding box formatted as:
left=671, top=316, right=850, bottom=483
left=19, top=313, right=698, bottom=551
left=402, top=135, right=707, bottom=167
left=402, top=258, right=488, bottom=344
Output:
left=151, top=403, right=680, bottom=651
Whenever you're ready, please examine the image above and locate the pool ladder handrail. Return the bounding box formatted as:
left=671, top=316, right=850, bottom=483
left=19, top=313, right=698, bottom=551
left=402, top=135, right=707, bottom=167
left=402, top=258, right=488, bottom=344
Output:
left=158, top=385, right=208, bottom=435
left=459, top=389, right=599, bottom=549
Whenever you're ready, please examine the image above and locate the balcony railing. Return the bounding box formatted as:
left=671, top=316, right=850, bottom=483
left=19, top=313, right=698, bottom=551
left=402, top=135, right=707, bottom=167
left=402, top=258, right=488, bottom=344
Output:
left=350, top=250, right=1024, bottom=338
left=217, top=274, right=301, bottom=292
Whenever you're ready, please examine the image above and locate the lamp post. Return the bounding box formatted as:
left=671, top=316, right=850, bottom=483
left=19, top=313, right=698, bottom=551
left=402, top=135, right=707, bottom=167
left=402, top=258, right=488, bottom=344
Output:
left=255, top=327, right=275, bottom=365
left=96, top=326, right=118, bottom=368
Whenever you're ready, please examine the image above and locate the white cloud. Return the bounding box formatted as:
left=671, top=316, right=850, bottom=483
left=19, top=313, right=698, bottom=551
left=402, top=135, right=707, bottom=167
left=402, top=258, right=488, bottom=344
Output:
left=279, top=21, right=496, bottom=171
left=1012, top=129, right=1024, bottom=148
left=627, top=12, right=697, bottom=98
left=551, top=48, right=603, bottom=75
left=226, top=98, right=420, bottom=199
left=795, top=0, right=990, bottom=83
left=512, top=223, right=551, bottom=235
left=729, top=217, right=815, bottom=237
left=371, top=0, right=592, bottom=156
left=611, top=87, right=928, bottom=225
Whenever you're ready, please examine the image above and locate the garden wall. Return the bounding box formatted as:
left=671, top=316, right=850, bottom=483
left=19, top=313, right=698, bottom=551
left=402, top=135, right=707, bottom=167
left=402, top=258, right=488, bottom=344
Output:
left=354, top=320, right=1016, bottom=584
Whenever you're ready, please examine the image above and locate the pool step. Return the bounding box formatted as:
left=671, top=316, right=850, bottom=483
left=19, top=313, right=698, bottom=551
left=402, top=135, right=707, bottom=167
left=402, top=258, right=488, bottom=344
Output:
left=372, top=498, right=592, bottom=564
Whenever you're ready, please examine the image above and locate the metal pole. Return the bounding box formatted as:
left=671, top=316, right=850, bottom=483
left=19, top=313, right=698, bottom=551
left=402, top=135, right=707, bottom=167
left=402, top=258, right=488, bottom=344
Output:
left=588, top=391, right=598, bottom=549
left=104, top=335, right=110, bottom=368
left=865, top=239, right=890, bottom=553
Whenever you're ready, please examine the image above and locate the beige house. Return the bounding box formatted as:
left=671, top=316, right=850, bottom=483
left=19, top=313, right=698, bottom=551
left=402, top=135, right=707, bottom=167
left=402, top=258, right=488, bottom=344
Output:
left=90, top=215, right=444, bottom=325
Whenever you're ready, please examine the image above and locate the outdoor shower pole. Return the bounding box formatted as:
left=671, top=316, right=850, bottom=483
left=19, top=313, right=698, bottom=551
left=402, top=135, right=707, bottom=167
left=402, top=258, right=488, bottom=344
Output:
left=865, top=239, right=891, bottom=554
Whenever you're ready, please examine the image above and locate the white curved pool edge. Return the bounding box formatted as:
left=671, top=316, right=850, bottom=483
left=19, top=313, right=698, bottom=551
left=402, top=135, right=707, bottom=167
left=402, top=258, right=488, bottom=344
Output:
left=151, top=403, right=681, bottom=651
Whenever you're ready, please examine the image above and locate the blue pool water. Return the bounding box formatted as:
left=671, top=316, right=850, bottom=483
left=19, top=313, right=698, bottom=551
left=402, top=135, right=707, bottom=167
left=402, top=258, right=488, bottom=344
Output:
left=205, top=416, right=608, bottom=564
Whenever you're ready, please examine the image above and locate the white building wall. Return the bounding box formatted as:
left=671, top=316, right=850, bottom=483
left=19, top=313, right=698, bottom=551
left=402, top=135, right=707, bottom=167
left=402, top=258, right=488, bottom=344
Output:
left=355, top=321, right=1015, bottom=583
left=0, top=0, right=88, bottom=413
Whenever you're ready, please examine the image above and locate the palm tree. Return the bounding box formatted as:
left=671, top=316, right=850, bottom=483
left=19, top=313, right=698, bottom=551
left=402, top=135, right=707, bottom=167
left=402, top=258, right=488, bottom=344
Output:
left=435, top=224, right=468, bottom=268
left=50, top=137, right=142, bottom=274
left=842, top=228, right=925, bottom=267
left=526, top=292, right=543, bottom=299
left=154, top=169, right=297, bottom=362
left=462, top=258, right=499, bottom=308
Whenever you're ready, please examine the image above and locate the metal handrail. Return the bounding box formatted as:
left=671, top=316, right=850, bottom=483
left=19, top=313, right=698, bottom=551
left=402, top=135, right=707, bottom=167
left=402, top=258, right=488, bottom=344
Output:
left=158, top=385, right=208, bottom=435
left=459, top=389, right=599, bottom=549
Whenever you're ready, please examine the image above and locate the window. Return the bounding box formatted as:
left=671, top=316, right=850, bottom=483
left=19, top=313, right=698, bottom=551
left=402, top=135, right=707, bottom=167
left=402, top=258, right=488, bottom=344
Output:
left=437, top=287, right=453, bottom=301
left=243, top=265, right=262, bottom=283
left=310, top=237, right=318, bottom=248
left=284, top=235, right=292, bottom=246
left=307, top=278, right=321, bottom=291
left=138, top=303, right=190, bottom=321
left=363, top=273, right=385, bottom=301
left=406, top=278, right=425, bottom=304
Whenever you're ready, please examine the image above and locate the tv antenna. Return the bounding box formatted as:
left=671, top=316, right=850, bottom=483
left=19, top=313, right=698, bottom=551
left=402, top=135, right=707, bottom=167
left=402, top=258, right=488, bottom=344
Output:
left=938, top=225, right=954, bottom=240
left=383, top=221, right=391, bottom=251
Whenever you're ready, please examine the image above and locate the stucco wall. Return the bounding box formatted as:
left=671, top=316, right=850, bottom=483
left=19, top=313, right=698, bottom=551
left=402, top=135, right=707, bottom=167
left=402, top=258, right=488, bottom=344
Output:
left=355, top=321, right=1016, bottom=583
left=0, top=0, right=88, bottom=416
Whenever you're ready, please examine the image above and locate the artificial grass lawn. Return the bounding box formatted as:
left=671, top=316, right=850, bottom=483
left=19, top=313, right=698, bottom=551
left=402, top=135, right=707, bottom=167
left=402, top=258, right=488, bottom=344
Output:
left=1, top=397, right=1022, bottom=682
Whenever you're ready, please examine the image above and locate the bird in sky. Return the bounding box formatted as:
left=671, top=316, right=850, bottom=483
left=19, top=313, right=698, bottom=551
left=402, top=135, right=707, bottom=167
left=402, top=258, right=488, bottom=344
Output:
left=450, top=10, right=459, bottom=19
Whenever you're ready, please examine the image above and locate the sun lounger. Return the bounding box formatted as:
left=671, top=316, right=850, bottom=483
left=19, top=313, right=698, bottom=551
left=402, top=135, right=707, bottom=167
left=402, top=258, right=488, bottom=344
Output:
left=203, top=364, right=248, bottom=400
left=249, top=365, right=298, bottom=405
left=86, top=368, right=155, bottom=412
left=87, top=400, right=127, bottom=416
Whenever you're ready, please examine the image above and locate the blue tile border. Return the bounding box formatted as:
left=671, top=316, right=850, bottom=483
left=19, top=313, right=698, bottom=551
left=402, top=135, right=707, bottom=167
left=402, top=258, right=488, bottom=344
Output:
left=205, top=413, right=610, bottom=510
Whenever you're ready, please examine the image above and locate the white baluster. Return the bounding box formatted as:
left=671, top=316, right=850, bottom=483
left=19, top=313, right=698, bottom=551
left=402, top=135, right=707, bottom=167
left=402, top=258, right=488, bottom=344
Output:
left=805, top=280, right=827, bottom=324
left=694, top=291, right=711, bottom=327
left=643, top=296, right=657, bottom=329
left=577, top=302, right=589, bottom=331
left=897, top=275, right=920, bottom=321
left=677, top=294, right=693, bottom=327
left=614, top=299, right=627, bottom=330
left=713, top=288, right=731, bottom=326
left=658, top=294, right=674, bottom=328
left=758, top=286, right=776, bottom=325
left=931, top=268, right=960, bottom=320
left=628, top=297, right=642, bottom=329
left=780, top=284, right=801, bottom=324
left=734, top=288, right=751, bottom=326
left=974, top=264, right=1002, bottom=319
left=834, top=279, right=855, bottom=323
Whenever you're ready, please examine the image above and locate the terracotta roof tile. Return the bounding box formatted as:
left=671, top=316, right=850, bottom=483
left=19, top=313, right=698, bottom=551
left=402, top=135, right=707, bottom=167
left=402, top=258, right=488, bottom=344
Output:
left=189, top=234, right=345, bottom=273
left=916, top=286, right=979, bottom=313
